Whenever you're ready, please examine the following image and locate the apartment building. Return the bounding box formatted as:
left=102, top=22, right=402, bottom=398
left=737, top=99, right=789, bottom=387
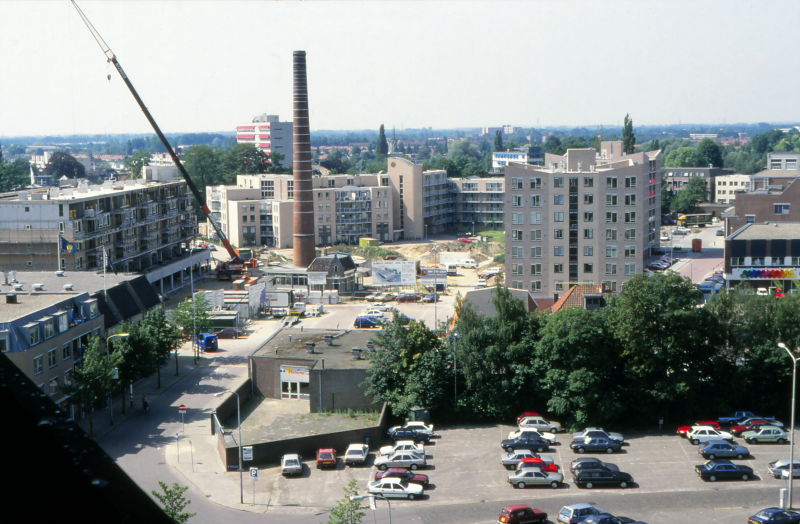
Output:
left=713, top=174, right=753, bottom=204
left=235, top=114, right=293, bottom=167
left=726, top=178, right=800, bottom=233
left=663, top=166, right=733, bottom=195
left=504, top=142, right=662, bottom=297
left=450, top=177, right=505, bottom=233
left=0, top=169, right=197, bottom=274
left=492, top=146, right=545, bottom=171
left=723, top=222, right=800, bottom=291
left=766, top=152, right=800, bottom=171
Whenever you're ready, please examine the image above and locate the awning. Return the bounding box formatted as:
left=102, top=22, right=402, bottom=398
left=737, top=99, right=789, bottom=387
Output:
left=237, top=134, right=255, bottom=139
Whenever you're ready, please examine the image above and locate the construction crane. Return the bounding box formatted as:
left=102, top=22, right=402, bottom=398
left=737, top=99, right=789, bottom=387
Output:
left=70, top=0, right=246, bottom=280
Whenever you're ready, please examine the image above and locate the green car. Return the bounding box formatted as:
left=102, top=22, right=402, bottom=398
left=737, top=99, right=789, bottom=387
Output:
left=742, top=425, right=788, bottom=444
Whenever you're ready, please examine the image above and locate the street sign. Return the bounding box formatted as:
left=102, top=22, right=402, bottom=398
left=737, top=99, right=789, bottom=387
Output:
left=179, top=404, right=186, bottom=413
left=243, top=446, right=253, bottom=461
left=250, top=467, right=258, bottom=478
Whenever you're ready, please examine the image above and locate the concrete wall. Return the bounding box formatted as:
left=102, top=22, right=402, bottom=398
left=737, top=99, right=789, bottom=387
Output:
left=211, top=377, right=252, bottom=436
left=309, top=367, right=379, bottom=412
left=250, top=355, right=316, bottom=399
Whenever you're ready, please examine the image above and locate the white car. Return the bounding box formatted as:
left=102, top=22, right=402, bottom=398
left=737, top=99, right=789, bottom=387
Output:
left=370, top=303, right=395, bottom=312
left=483, top=267, right=501, bottom=277
left=508, top=429, right=557, bottom=444
left=687, top=425, right=733, bottom=445
left=343, top=444, right=370, bottom=466
left=374, top=451, right=426, bottom=471
left=518, top=416, right=562, bottom=433
left=389, top=421, right=434, bottom=436
left=280, top=454, right=303, bottom=476
left=379, top=440, right=425, bottom=456
left=362, top=309, right=385, bottom=318
left=367, top=478, right=424, bottom=500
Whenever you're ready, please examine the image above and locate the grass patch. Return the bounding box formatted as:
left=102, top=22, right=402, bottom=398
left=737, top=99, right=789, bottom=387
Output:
left=307, top=409, right=381, bottom=424
left=477, top=230, right=505, bottom=242
left=333, top=245, right=401, bottom=260
left=493, top=253, right=505, bottom=263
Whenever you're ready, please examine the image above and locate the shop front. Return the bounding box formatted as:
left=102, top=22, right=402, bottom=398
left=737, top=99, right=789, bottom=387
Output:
left=280, top=365, right=310, bottom=400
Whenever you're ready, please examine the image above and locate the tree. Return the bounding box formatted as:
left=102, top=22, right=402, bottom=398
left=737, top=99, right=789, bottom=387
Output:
left=183, top=145, right=224, bottom=196
left=143, top=307, right=182, bottom=388
left=652, top=139, right=660, bottom=152
left=493, top=130, right=503, bottom=152
left=169, top=293, right=211, bottom=340
left=325, top=479, right=366, bottom=524
left=44, top=152, right=86, bottom=179
left=662, top=147, right=706, bottom=168
left=622, top=114, right=635, bottom=154
left=670, top=177, right=708, bottom=213
left=124, top=151, right=152, bottom=179
left=222, top=144, right=270, bottom=176
left=696, top=138, right=724, bottom=168
left=376, top=125, right=389, bottom=156
left=152, top=481, right=196, bottom=524
left=0, top=156, right=31, bottom=191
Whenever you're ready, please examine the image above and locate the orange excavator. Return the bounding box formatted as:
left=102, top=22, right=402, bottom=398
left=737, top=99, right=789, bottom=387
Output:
left=71, top=1, right=246, bottom=280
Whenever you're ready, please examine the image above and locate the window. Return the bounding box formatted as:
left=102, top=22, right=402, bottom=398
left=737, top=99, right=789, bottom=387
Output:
left=512, top=178, right=523, bottom=190
left=512, top=246, right=523, bottom=258
left=554, top=194, right=564, bottom=205
left=625, top=228, right=636, bottom=240
left=606, top=246, right=618, bottom=258
left=64, top=369, right=72, bottom=387
left=63, top=342, right=71, bottom=360
left=88, top=300, right=99, bottom=319
left=531, top=195, right=541, bottom=207
left=584, top=246, right=594, bottom=256
left=554, top=263, right=564, bottom=273
left=624, top=263, right=636, bottom=275
left=0, top=332, right=7, bottom=353
left=29, top=325, right=40, bottom=346
left=33, top=355, right=43, bottom=375
left=625, top=176, right=637, bottom=188
left=530, top=263, right=542, bottom=275
left=44, top=319, right=54, bottom=339
left=512, top=213, right=523, bottom=224
left=512, top=230, right=523, bottom=241
left=48, top=349, right=57, bottom=368
left=625, top=211, right=636, bottom=223
left=530, top=229, right=542, bottom=241
left=512, top=263, right=524, bottom=276
left=584, top=194, right=593, bottom=205
left=530, top=178, right=542, bottom=190
left=606, top=263, right=617, bottom=275
left=554, top=212, right=564, bottom=222
left=555, top=281, right=565, bottom=291
left=530, top=212, right=542, bottom=224
left=584, top=263, right=593, bottom=273
left=58, top=313, right=68, bottom=333
left=606, top=194, right=617, bottom=206
left=752, top=257, right=765, bottom=266
left=606, top=229, right=617, bottom=241
left=584, top=177, right=594, bottom=187
left=584, top=228, right=593, bottom=239
left=531, top=281, right=542, bottom=293
left=625, top=194, right=636, bottom=206
left=569, top=177, right=579, bottom=188
left=512, top=195, right=522, bottom=207
left=604, top=280, right=617, bottom=292
left=625, top=245, right=636, bottom=258
left=772, top=257, right=784, bottom=266
left=745, top=215, right=755, bottom=224
left=731, top=257, right=745, bottom=266
left=511, top=280, right=524, bottom=290
left=584, top=212, right=593, bottom=222
left=49, top=378, right=58, bottom=396
left=553, top=246, right=564, bottom=256
left=775, top=204, right=790, bottom=215
left=554, top=229, right=564, bottom=239
left=531, top=246, right=542, bottom=258
left=553, top=177, right=564, bottom=188
left=606, top=177, right=617, bottom=189
left=606, top=212, right=617, bottom=223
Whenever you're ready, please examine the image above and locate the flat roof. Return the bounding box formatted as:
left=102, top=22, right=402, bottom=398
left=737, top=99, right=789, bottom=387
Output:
left=251, top=327, right=379, bottom=369
left=1, top=271, right=136, bottom=295
left=0, top=292, right=81, bottom=321
left=732, top=222, right=800, bottom=240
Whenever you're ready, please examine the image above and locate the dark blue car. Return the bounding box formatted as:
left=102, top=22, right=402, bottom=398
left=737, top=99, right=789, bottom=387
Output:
left=748, top=508, right=800, bottom=523
left=695, top=459, right=753, bottom=481
left=354, top=317, right=377, bottom=328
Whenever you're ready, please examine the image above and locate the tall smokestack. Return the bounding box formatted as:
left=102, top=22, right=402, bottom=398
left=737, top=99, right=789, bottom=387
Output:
left=292, top=50, right=315, bottom=268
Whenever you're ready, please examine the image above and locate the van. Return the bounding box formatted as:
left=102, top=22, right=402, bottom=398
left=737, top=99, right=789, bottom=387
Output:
left=447, top=264, right=458, bottom=275
left=459, top=259, right=477, bottom=269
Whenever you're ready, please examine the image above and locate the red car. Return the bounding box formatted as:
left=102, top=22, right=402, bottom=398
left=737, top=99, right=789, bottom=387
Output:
left=498, top=504, right=547, bottom=524
left=396, top=294, right=421, bottom=303
left=316, top=448, right=337, bottom=469
left=373, top=468, right=429, bottom=487
left=731, top=419, right=772, bottom=436
left=458, top=237, right=471, bottom=243
left=516, top=456, right=558, bottom=473
left=516, top=412, right=540, bottom=423
left=677, top=421, right=721, bottom=437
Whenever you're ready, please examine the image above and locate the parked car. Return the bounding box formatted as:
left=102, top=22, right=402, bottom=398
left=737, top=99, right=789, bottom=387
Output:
left=516, top=412, right=540, bottom=423
left=518, top=415, right=561, bottom=433
left=768, top=459, right=800, bottom=478
left=379, top=440, right=424, bottom=456
left=396, top=294, right=421, bottom=303
left=742, top=426, right=788, bottom=444
left=557, top=503, right=605, bottom=524
left=501, top=436, right=550, bottom=453
left=573, top=428, right=624, bottom=443
left=388, top=421, right=434, bottom=436
left=458, top=237, right=471, bottom=243
left=581, top=514, right=648, bottom=524
left=280, top=454, right=303, bottom=476
left=732, top=421, right=773, bottom=437
left=366, top=477, right=424, bottom=500
left=214, top=328, right=243, bottom=339
left=373, top=468, right=429, bottom=487
left=570, top=457, right=620, bottom=474
left=365, top=293, right=380, bottom=302
left=361, top=309, right=385, bottom=318
left=498, top=504, right=548, bottom=524
left=646, top=262, right=669, bottom=271
left=353, top=317, right=378, bottom=329
left=516, top=456, right=559, bottom=473
left=374, top=451, right=426, bottom=471
left=697, top=440, right=749, bottom=459
left=508, top=468, right=563, bottom=489
left=381, top=293, right=397, bottom=301
left=718, top=411, right=775, bottom=425
left=572, top=468, right=634, bottom=488
left=698, top=281, right=723, bottom=293
left=716, top=229, right=725, bottom=236
left=343, top=444, right=369, bottom=466
left=387, top=428, right=430, bottom=443
left=748, top=508, right=800, bottom=524
left=370, top=303, right=394, bottom=312
left=673, top=227, right=691, bottom=235
left=678, top=421, right=721, bottom=437
left=695, top=459, right=754, bottom=481
left=421, top=293, right=437, bottom=303
left=686, top=426, right=733, bottom=445
left=507, top=428, right=557, bottom=444
left=500, top=449, right=553, bottom=468
left=316, top=448, right=337, bottom=469
left=570, top=437, right=622, bottom=454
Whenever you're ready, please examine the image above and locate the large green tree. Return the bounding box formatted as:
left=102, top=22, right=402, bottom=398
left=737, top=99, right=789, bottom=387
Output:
left=169, top=293, right=212, bottom=340
left=493, top=130, right=503, bottom=152
left=670, top=177, right=708, bottom=213
left=44, top=152, right=86, bottom=179
left=0, top=151, right=31, bottom=191
left=696, top=138, right=724, bottom=168
left=124, top=151, right=152, bottom=179
left=143, top=307, right=183, bottom=388
left=222, top=143, right=270, bottom=175
left=622, top=114, right=635, bottom=154
left=376, top=125, right=389, bottom=156
left=663, top=147, right=706, bottom=168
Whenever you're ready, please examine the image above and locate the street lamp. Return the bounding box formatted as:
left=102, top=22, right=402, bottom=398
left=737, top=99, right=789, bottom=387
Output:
left=779, top=342, right=799, bottom=509
left=424, top=224, right=428, bottom=241
left=106, top=333, right=129, bottom=424
left=215, top=390, right=243, bottom=504
left=350, top=494, right=392, bottom=524
left=431, top=246, right=440, bottom=334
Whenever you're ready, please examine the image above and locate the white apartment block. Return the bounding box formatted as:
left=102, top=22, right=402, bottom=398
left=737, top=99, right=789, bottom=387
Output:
left=713, top=174, right=753, bottom=204
left=235, top=114, right=293, bottom=167
left=767, top=152, right=800, bottom=171
left=504, top=142, right=662, bottom=297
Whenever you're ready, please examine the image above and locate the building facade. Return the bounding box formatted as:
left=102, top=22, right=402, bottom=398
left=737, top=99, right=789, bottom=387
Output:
left=492, top=146, right=545, bottom=171
left=726, top=178, right=800, bottom=233
left=723, top=222, right=800, bottom=292
left=766, top=152, right=800, bottom=171
left=504, top=142, right=662, bottom=297
left=663, top=166, right=733, bottom=196
left=713, top=174, right=753, bottom=204
left=235, top=114, right=293, bottom=167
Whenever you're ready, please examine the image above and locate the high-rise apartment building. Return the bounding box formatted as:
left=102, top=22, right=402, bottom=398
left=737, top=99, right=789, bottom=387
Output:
left=504, top=142, right=661, bottom=297
left=235, top=114, right=293, bottom=168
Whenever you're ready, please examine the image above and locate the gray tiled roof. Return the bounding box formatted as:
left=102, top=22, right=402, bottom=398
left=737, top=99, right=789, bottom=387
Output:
left=732, top=222, right=800, bottom=240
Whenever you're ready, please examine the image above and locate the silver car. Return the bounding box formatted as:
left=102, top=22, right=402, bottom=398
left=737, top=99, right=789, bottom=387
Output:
left=374, top=451, right=426, bottom=471
left=769, top=459, right=800, bottom=478
left=697, top=440, right=749, bottom=460
left=280, top=454, right=303, bottom=476
left=573, top=428, right=624, bottom=443
left=518, top=416, right=562, bottom=433
left=500, top=449, right=554, bottom=468
left=507, top=469, right=563, bottom=489
left=507, top=429, right=557, bottom=444
left=379, top=440, right=424, bottom=456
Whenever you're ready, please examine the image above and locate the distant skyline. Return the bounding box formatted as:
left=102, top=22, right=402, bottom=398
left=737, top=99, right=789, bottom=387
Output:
left=1, top=1, right=799, bottom=137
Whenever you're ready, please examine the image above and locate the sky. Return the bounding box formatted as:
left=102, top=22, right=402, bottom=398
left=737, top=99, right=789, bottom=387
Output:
left=1, top=0, right=799, bottom=137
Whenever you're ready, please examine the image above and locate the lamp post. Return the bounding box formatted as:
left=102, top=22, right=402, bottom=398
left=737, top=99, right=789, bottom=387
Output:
left=350, top=494, right=392, bottom=524
left=190, top=234, right=197, bottom=366
left=451, top=330, right=459, bottom=407
left=106, top=333, right=129, bottom=424
left=431, top=246, right=439, bottom=334
left=424, top=224, right=428, bottom=241
left=779, top=342, right=799, bottom=509
left=215, top=390, right=243, bottom=504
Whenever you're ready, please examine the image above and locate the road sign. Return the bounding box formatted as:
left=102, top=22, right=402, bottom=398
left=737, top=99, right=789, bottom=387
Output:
left=243, top=446, right=253, bottom=461
left=179, top=404, right=186, bottom=413
left=250, top=467, right=258, bottom=478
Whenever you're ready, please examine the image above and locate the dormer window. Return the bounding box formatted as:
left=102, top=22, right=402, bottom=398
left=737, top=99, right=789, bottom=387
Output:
left=42, top=318, right=54, bottom=339
left=56, top=311, right=69, bottom=333
left=25, top=323, right=40, bottom=346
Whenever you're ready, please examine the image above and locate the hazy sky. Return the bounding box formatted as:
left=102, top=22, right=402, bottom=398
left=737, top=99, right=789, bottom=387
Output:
left=1, top=0, right=798, bottom=137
